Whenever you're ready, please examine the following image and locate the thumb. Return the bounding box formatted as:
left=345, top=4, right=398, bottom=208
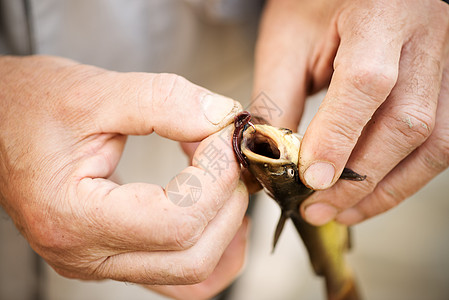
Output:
left=90, top=72, right=242, bottom=141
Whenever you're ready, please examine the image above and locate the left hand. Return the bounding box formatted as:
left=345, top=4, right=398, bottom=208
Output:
left=254, top=0, right=449, bottom=225
left=0, top=55, right=247, bottom=300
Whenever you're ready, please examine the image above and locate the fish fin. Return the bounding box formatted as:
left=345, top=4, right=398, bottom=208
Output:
left=272, top=212, right=288, bottom=253
left=340, top=168, right=367, bottom=181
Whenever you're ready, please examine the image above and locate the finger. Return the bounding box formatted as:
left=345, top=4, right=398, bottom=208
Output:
left=180, top=140, right=262, bottom=193
left=94, top=181, right=248, bottom=285
left=299, top=7, right=405, bottom=190
left=88, top=71, right=242, bottom=141
left=180, top=141, right=200, bottom=165
left=240, top=168, right=263, bottom=194
left=252, top=0, right=312, bottom=129
left=147, top=218, right=249, bottom=300
left=301, top=18, right=446, bottom=225
left=72, top=127, right=241, bottom=253
left=336, top=66, right=449, bottom=225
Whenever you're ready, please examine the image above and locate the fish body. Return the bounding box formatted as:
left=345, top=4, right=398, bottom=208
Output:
left=237, top=123, right=362, bottom=300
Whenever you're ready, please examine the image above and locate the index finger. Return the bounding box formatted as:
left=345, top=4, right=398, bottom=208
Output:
left=73, top=126, right=241, bottom=253
left=252, top=0, right=312, bottom=129
left=299, top=8, right=404, bottom=190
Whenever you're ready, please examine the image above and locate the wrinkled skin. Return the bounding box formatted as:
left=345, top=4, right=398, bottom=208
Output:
left=253, top=0, right=449, bottom=226
left=237, top=122, right=362, bottom=300
left=0, top=55, right=249, bottom=300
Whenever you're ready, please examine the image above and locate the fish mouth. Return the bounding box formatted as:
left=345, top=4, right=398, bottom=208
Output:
left=244, top=128, right=281, bottom=159
left=241, top=125, right=301, bottom=166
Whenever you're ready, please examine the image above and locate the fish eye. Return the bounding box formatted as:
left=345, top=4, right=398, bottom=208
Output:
left=286, top=167, right=295, bottom=178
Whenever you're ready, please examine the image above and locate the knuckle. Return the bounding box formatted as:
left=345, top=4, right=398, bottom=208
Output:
left=146, top=73, right=189, bottom=133
left=152, top=73, right=187, bottom=105
left=170, top=212, right=206, bottom=250
left=356, top=176, right=377, bottom=195
left=340, top=176, right=377, bottom=206
left=181, top=254, right=214, bottom=283
left=321, top=115, right=364, bottom=151
left=28, top=217, right=71, bottom=252
left=326, top=178, right=377, bottom=210
left=343, top=63, right=398, bottom=100
left=375, top=181, right=405, bottom=212
left=421, top=133, right=449, bottom=171
left=388, top=111, right=434, bottom=148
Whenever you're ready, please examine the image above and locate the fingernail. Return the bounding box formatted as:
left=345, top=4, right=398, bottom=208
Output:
left=304, top=162, right=335, bottom=190
left=304, top=203, right=338, bottom=226
left=201, top=94, right=240, bottom=125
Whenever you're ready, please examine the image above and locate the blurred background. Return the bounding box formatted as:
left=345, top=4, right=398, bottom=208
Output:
left=1, top=1, right=448, bottom=299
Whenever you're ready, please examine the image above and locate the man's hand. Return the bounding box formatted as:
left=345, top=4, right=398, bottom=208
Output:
left=0, top=55, right=247, bottom=299
left=254, top=0, right=449, bottom=225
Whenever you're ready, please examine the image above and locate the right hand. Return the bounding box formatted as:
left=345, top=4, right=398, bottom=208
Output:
left=252, top=0, right=449, bottom=226
left=0, top=55, right=248, bottom=300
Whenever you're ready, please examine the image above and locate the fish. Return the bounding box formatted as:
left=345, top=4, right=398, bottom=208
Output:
left=232, top=111, right=365, bottom=300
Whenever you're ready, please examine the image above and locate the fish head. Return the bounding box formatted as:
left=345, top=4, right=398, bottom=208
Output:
left=240, top=124, right=312, bottom=207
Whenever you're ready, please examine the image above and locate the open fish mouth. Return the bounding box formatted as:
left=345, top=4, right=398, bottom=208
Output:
left=243, top=127, right=281, bottom=159
left=240, top=124, right=301, bottom=166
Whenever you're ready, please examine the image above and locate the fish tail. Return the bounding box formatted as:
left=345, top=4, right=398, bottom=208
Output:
left=289, top=213, right=362, bottom=300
